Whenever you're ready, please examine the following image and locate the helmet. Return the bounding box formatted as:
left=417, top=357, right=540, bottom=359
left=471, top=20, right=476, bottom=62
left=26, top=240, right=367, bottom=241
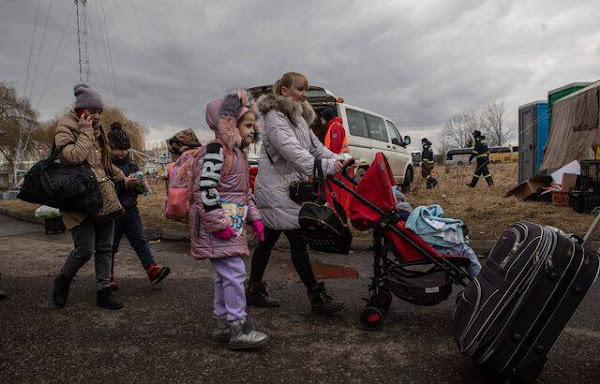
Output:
left=473, top=130, right=481, bottom=138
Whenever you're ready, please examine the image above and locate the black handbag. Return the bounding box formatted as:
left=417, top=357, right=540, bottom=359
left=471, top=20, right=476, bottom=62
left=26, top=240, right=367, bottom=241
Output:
left=265, top=145, right=316, bottom=204
left=298, top=161, right=352, bottom=254
left=17, top=144, right=103, bottom=214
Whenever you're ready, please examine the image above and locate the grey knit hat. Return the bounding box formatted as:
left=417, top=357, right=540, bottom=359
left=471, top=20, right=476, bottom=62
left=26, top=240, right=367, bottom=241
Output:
left=73, top=83, right=104, bottom=111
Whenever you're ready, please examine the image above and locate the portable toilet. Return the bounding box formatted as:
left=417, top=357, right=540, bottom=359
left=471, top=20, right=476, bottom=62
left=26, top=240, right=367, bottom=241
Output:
left=548, top=82, right=592, bottom=130
left=518, top=101, right=549, bottom=183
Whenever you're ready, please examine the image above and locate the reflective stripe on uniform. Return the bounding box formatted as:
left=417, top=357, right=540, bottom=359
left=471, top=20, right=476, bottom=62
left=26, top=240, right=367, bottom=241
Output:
left=484, top=174, right=493, bottom=178
left=476, top=153, right=489, bottom=159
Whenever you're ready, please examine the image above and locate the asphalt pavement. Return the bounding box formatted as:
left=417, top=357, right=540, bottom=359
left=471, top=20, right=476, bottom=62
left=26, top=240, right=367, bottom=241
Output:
left=0, top=214, right=598, bottom=383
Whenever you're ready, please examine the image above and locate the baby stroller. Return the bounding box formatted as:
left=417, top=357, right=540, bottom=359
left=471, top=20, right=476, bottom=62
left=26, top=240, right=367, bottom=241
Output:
left=330, top=153, right=473, bottom=330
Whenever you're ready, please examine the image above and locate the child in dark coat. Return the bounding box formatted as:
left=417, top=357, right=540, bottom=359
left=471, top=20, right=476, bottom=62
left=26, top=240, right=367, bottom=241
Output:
left=108, top=122, right=170, bottom=289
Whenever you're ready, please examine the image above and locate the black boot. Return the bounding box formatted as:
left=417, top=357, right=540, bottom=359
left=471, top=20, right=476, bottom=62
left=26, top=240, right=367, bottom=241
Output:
left=246, top=281, right=280, bottom=308
left=486, top=177, right=494, bottom=187
left=308, top=282, right=345, bottom=315
left=97, top=287, right=123, bottom=310
left=427, top=177, right=438, bottom=189
left=466, top=176, right=478, bottom=188
left=52, top=274, right=72, bottom=308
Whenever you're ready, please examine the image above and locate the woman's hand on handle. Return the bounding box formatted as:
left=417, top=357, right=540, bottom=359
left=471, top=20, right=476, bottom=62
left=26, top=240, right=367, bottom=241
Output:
left=333, top=160, right=344, bottom=174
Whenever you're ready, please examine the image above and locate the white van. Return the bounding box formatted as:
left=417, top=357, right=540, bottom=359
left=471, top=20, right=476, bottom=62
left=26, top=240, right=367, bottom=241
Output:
left=248, top=85, right=414, bottom=190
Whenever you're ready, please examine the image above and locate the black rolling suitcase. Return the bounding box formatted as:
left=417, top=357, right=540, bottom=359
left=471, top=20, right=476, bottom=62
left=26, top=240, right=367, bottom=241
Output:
left=454, top=221, right=599, bottom=383
left=44, top=216, right=66, bottom=234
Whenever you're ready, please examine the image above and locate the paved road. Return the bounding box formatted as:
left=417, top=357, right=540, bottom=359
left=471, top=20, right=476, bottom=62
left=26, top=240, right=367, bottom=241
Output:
left=0, top=214, right=599, bottom=383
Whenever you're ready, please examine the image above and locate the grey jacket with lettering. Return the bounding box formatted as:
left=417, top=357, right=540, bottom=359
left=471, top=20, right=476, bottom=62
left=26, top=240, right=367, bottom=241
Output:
left=254, top=94, right=341, bottom=230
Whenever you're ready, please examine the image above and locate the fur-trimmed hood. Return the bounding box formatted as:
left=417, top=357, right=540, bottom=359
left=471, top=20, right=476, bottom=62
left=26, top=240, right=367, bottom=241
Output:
left=205, top=89, right=261, bottom=149
left=256, top=93, right=316, bottom=127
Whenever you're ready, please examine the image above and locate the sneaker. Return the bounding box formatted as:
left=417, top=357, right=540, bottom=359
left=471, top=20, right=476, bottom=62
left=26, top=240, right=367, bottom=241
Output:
left=228, top=317, right=269, bottom=350
left=211, top=315, right=231, bottom=343
left=109, top=273, right=118, bottom=291
left=308, top=282, right=345, bottom=315
left=246, top=281, right=280, bottom=307
left=146, top=263, right=170, bottom=285
left=97, top=287, right=123, bottom=310
left=52, top=274, right=72, bottom=308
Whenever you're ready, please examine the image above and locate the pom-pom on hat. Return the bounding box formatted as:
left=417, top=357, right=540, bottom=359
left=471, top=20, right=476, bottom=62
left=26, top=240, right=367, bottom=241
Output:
left=107, top=122, right=131, bottom=150
left=73, top=83, right=104, bottom=111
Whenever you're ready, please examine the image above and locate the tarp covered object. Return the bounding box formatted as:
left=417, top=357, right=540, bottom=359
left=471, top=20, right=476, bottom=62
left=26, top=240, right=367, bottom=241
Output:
left=541, top=81, right=600, bottom=171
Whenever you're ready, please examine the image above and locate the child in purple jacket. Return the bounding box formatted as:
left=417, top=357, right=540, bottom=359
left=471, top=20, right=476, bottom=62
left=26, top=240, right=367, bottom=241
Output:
left=189, top=89, right=268, bottom=350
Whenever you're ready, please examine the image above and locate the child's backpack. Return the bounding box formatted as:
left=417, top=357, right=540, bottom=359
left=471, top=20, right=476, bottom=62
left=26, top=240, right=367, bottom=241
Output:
left=164, top=138, right=232, bottom=221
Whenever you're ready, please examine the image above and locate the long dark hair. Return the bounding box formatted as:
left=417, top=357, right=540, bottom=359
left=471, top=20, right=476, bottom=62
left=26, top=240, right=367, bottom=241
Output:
left=97, top=125, right=113, bottom=172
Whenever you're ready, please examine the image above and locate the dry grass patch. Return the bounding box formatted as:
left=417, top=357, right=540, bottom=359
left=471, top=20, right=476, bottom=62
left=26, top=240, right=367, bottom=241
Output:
left=407, top=163, right=599, bottom=241
left=2, top=163, right=599, bottom=242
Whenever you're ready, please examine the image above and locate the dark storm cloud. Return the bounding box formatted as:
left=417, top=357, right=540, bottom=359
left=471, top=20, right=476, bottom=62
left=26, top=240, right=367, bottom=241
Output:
left=1, top=0, right=599, bottom=148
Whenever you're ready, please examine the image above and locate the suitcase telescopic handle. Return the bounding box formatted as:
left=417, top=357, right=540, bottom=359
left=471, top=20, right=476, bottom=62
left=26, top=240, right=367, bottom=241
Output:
left=582, top=210, right=600, bottom=249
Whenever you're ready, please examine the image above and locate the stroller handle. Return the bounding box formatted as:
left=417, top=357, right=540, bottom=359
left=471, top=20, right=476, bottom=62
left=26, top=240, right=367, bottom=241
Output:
left=327, top=159, right=358, bottom=185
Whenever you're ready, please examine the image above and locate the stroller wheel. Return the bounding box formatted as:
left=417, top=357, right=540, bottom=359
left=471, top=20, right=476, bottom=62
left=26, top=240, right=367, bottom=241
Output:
left=371, top=290, right=393, bottom=311
left=360, top=307, right=385, bottom=331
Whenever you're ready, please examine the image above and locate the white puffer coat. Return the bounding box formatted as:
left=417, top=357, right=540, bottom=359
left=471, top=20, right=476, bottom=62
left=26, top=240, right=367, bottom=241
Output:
left=254, top=94, right=341, bottom=230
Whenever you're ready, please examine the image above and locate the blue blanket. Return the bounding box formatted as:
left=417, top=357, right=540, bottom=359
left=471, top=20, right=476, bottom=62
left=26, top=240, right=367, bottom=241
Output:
left=406, top=205, right=465, bottom=248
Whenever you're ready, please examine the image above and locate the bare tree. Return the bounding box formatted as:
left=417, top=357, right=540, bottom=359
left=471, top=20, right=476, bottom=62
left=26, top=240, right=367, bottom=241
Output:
left=441, top=107, right=482, bottom=149
left=481, top=100, right=515, bottom=146
left=0, top=82, right=39, bottom=174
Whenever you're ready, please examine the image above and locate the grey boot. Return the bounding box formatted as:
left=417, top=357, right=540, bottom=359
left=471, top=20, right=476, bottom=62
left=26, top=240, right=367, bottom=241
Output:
left=211, top=315, right=231, bottom=342
left=228, top=317, right=269, bottom=350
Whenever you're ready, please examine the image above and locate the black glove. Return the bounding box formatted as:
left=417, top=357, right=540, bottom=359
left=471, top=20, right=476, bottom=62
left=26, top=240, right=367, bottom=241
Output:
left=220, top=93, right=243, bottom=118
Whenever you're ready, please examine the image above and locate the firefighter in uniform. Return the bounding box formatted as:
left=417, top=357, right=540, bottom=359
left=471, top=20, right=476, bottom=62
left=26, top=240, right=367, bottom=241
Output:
left=467, top=130, right=494, bottom=187
left=320, top=108, right=349, bottom=154
left=421, top=138, right=437, bottom=189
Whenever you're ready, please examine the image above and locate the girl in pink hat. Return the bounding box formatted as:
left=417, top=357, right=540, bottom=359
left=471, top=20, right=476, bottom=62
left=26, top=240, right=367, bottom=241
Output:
left=188, top=89, right=268, bottom=350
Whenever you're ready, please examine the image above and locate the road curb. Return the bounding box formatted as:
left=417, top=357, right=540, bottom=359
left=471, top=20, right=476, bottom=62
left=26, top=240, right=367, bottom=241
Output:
left=0, top=206, right=43, bottom=225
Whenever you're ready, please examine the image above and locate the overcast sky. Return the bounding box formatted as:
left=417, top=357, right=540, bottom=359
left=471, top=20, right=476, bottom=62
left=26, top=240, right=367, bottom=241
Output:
left=1, top=0, right=599, bottom=150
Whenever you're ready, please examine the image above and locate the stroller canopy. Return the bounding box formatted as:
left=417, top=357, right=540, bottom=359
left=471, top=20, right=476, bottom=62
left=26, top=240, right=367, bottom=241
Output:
left=349, top=152, right=397, bottom=230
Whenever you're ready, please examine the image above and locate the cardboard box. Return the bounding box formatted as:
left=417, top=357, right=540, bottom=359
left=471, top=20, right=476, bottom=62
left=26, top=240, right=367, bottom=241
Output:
left=505, top=175, right=553, bottom=201
left=560, top=173, right=579, bottom=192
left=552, top=191, right=569, bottom=206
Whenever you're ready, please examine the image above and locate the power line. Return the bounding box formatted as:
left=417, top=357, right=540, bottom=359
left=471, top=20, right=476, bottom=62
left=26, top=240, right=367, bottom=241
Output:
left=129, top=0, right=149, bottom=56
left=99, top=0, right=119, bottom=106
left=23, top=0, right=41, bottom=96
left=27, top=0, right=54, bottom=100
left=90, top=0, right=116, bottom=104
left=86, top=9, right=113, bottom=106
left=88, top=0, right=115, bottom=104
left=36, top=3, right=75, bottom=108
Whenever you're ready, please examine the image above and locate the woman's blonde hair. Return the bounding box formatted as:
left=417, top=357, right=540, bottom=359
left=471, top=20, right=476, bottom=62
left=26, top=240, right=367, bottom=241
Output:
left=273, top=72, right=308, bottom=96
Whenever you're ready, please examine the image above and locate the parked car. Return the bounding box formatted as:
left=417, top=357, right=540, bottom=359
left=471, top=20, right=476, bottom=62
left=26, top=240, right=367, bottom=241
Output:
left=248, top=85, right=414, bottom=190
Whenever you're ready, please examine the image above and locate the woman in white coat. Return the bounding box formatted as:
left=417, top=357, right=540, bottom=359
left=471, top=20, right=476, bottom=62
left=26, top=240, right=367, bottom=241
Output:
left=247, top=72, right=347, bottom=315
